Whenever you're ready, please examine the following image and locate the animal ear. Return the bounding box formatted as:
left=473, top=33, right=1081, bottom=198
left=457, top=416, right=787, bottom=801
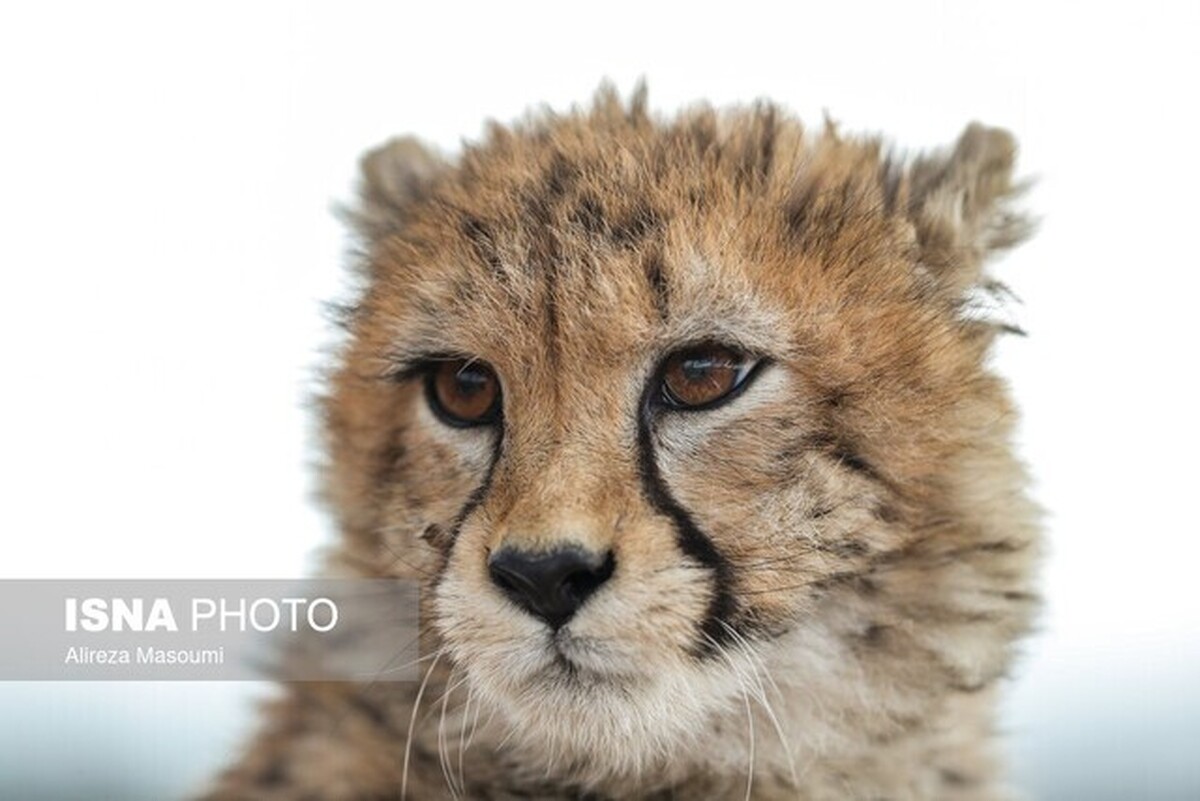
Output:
left=905, top=123, right=1033, bottom=294
left=349, top=135, right=446, bottom=240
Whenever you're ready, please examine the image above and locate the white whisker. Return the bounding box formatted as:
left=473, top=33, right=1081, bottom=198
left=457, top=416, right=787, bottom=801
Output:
left=401, top=647, right=443, bottom=800
left=456, top=678, right=474, bottom=794
left=720, top=621, right=799, bottom=789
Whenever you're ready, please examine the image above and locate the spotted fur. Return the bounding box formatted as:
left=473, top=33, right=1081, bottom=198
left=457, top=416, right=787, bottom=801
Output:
left=201, top=85, right=1039, bottom=800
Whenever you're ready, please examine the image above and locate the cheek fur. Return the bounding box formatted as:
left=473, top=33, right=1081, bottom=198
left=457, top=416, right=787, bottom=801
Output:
left=653, top=372, right=906, bottom=634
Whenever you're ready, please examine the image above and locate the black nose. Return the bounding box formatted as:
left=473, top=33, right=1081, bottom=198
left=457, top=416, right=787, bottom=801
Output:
left=487, top=546, right=615, bottom=628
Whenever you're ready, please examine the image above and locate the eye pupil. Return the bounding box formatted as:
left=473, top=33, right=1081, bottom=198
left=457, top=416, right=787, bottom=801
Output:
left=430, top=360, right=501, bottom=426
left=454, top=370, right=488, bottom=394
left=681, top=359, right=711, bottom=382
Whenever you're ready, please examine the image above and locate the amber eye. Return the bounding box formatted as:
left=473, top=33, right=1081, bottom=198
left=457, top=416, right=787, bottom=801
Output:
left=427, top=359, right=501, bottom=426
left=659, top=345, right=757, bottom=410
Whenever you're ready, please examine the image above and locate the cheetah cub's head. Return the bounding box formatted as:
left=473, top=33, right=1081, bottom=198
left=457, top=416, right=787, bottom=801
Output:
left=323, top=89, right=1037, bottom=783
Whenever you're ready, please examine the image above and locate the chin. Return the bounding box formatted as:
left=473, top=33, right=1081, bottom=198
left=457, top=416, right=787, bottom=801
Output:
left=478, top=653, right=741, bottom=783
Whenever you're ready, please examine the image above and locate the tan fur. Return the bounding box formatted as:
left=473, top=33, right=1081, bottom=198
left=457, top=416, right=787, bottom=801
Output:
left=201, top=85, right=1039, bottom=800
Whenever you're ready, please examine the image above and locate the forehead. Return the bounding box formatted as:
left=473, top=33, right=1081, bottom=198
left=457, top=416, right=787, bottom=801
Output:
left=361, top=108, right=906, bottom=378
left=376, top=191, right=760, bottom=371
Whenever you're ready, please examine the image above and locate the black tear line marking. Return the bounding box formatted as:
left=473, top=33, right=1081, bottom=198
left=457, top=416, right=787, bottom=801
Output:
left=635, top=389, right=738, bottom=658
left=430, top=421, right=506, bottom=590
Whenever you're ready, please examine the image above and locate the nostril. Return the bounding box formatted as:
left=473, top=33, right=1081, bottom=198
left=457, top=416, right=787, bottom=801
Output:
left=487, top=558, right=542, bottom=598
left=561, top=551, right=615, bottom=602
left=487, top=546, right=615, bottom=628
left=489, top=569, right=517, bottom=595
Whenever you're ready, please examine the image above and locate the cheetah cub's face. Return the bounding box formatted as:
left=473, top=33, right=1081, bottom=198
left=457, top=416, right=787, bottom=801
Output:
left=324, top=92, right=1034, bottom=779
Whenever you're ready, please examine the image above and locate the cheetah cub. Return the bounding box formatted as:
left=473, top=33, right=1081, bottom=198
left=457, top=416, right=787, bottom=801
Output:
left=203, top=87, right=1038, bottom=800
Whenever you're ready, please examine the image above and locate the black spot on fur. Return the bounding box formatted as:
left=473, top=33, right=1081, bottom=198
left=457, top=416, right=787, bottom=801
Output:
left=540, top=255, right=563, bottom=371
left=784, top=182, right=821, bottom=241
left=873, top=503, right=901, bottom=524
left=643, top=249, right=669, bottom=319
left=420, top=524, right=451, bottom=551
left=833, top=448, right=877, bottom=481
left=570, top=194, right=606, bottom=236
left=371, top=433, right=408, bottom=488
left=806, top=430, right=885, bottom=484
left=257, top=758, right=287, bottom=786
left=570, top=194, right=664, bottom=250
left=942, top=538, right=1029, bottom=558
left=784, top=180, right=871, bottom=256
left=610, top=204, right=664, bottom=246
left=939, top=769, right=979, bottom=788
left=822, top=387, right=852, bottom=409
left=687, top=112, right=718, bottom=156
left=758, top=107, right=777, bottom=177
left=459, top=214, right=505, bottom=277
left=879, top=152, right=905, bottom=214
left=523, top=187, right=554, bottom=229
left=542, top=152, right=579, bottom=199
left=978, top=539, right=1024, bottom=553
left=834, top=538, right=871, bottom=557
left=810, top=569, right=880, bottom=598
left=867, top=715, right=924, bottom=746
left=740, top=104, right=777, bottom=186
left=807, top=503, right=836, bottom=520
left=860, top=623, right=888, bottom=646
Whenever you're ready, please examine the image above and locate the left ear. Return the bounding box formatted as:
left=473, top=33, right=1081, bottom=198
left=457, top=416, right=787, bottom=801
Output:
left=348, top=135, right=448, bottom=242
left=906, top=124, right=1034, bottom=293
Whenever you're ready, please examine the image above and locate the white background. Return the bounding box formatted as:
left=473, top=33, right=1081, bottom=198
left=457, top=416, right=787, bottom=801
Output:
left=2, top=2, right=1198, bottom=799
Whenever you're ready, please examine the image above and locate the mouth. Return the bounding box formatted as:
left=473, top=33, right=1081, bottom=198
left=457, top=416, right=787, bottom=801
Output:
left=525, top=629, right=634, bottom=687
left=548, top=629, right=607, bottom=673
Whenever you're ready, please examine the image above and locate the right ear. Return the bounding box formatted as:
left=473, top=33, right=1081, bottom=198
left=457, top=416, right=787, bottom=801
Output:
left=350, top=135, right=446, bottom=240
left=902, top=124, right=1033, bottom=295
